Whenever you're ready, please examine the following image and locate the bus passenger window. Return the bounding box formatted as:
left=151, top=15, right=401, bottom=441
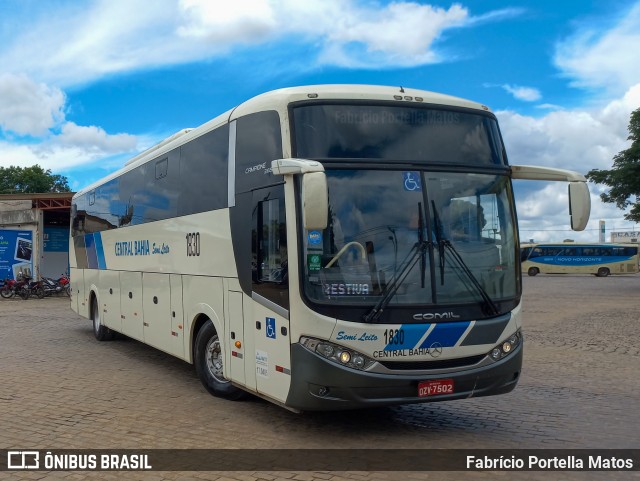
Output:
left=530, top=247, right=543, bottom=258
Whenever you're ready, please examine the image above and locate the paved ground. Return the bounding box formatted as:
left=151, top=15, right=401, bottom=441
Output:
left=0, top=275, right=639, bottom=480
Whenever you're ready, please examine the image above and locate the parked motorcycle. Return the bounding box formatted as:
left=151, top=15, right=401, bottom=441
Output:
left=57, top=274, right=71, bottom=296
left=0, top=278, right=16, bottom=298
left=0, top=275, right=31, bottom=299
left=26, top=277, right=45, bottom=299
left=41, top=276, right=67, bottom=296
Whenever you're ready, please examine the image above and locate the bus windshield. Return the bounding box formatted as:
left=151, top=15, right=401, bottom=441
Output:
left=292, top=103, right=505, bottom=165
left=301, top=170, right=518, bottom=315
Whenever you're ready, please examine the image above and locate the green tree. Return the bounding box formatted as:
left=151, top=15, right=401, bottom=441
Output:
left=0, top=165, right=71, bottom=194
left=586, top=107, right=640, bottom=221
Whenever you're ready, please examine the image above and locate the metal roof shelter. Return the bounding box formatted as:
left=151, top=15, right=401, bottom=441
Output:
left=0, top=192, right=74, bottom=280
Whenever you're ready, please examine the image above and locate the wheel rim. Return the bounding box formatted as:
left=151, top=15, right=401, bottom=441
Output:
left=205, top=337, right=229, bottom=383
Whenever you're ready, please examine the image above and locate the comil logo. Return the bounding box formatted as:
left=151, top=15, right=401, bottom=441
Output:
left=8, top=451, right=39, bottom=469
left=412, top=312, right=461, bottom=320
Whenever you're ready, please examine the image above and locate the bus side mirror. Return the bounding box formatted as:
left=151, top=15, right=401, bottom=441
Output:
left=271, top=158, right=329, bottom=230
left=302, top=172, right=328, bottom=230
left=568, top=182, right=590, bottom=231
left=511, top=165, right=591, bottom=232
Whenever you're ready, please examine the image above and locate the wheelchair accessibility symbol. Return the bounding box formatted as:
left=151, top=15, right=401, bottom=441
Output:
left=403, top=171, right=422, bottom=191
left=266, top=317, right=277, bottom=339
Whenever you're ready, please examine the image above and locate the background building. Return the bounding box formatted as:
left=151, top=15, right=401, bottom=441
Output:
left=0, top=193, right=73, bottom=280
left=610, top=231, right=640, bottom=243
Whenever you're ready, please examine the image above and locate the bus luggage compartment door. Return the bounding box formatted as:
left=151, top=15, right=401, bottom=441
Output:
left=142, top=272, right=172, bottom=354
left=120, top=271, right=143, bottom=342
left=99, top=270, right=121, bottom=331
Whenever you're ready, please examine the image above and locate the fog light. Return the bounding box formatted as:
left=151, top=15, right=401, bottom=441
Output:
left=339, top=351, right=351, bottom=364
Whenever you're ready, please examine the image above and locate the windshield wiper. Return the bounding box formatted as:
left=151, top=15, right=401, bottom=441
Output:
left=431, top=201, right=500, bottom=316
left=431, top=202, right=446, bottom=284
left=363, top=204, right=429, bottom=323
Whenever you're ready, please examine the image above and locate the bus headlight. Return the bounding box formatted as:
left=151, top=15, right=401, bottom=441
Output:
left=338, top=351, right=351, bottom=364
left=300, top=337, right=375, bottom=371
left=489, top=330, right=522, bottom=361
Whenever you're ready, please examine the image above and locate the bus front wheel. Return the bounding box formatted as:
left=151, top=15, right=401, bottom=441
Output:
left=195, top=321, right=245, bottom=401
left=92, top=298, right=114, bottom=341
left=527, top=267, right=539, bottom=277
left=596, top=267, right=610, bottom=277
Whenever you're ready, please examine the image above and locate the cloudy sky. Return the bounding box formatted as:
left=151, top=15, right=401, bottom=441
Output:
left=0, top=0, right=639, bottom=241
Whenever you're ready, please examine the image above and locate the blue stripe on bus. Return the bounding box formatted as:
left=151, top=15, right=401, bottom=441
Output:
left=532, top=256, right=632, bottom=266
left=418, top=321, right=471, bottom=348
left=383, top=324, right=430, bottom=351
left=93, top=232, right=107, bottom=270
left=85, top=233, right=99, bottom=269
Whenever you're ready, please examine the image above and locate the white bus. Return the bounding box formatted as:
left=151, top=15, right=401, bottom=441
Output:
left=521, top=243, right=638, bottom=277
left=69, top=85, right=590, bottom=411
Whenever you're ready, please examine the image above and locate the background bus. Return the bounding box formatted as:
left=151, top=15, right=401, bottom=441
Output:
left=521, top=243, right=639, bottom=277
left=69, top=85, right=590, bottom=411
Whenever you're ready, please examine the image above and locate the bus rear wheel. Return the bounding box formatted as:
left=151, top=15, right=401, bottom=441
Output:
left=527, top=267, right=539, bottom=277
left=596, top=267, right=610, bottom=277
left=194, top=321, right=245, bottom=401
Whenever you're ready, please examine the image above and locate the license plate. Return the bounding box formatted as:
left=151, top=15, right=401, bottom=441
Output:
left=418, top=379, right=454, bottom=397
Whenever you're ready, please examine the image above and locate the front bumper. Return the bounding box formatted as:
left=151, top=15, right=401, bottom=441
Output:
left=285, top=341, right=522, bottom=411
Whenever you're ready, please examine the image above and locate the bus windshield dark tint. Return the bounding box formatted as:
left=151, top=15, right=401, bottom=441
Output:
left=292, top=104, right=505, bottom=165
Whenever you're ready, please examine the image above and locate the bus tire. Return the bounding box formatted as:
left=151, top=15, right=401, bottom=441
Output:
left=596, top=267, right=610, bottom=277
left=527, top=267, right=539, bottom=277
left=92, top=297, right=114, bottom=341
left=195, top=321, right=245, bottom=401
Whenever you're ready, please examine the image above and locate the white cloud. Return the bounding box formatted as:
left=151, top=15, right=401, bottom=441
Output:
left=0, top=0, right=518, bottom=86
left=501, top=84, right=542, bottom=102
left=57, top=122, right=137, bottom=154
left=317, top=2, right=469, bottom=67
left=0, top=73, right=65, bottom=136
left=0, top=72, right=139, bottom=171
left=501, top=83, right=640, bottom=242
left=0, top=134, right=138, bottom=172
left=0, top=141, right=94, bottom=171
left=0, top=0, right=183, bottom=87
left=536, top=103, right=564, bottom=111
left=515, top=180, right=638, bottom=243
left=180, top=0, right=471, bottom=67
left=178, top=0, right=277, bottom=43
left=555, top=2, right=640, bottom=94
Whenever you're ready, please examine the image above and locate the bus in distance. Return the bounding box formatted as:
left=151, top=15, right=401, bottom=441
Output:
left=521, top=242, right=638, bottom=277
left=69, top=85, right=591, bottom=411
